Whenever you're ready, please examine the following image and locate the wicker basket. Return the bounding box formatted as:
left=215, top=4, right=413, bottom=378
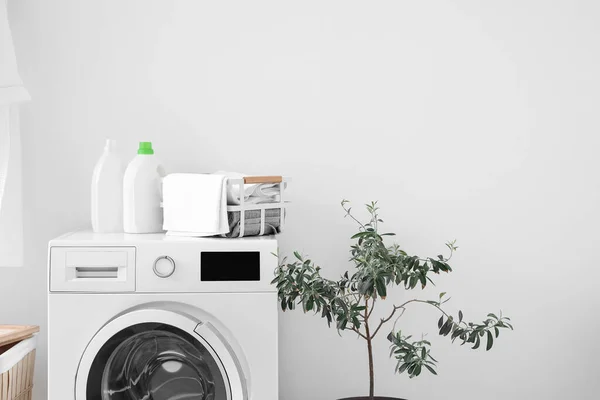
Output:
left=225, top=176, right=289, bottom=238
left=0, top=336, right=37, bottom=400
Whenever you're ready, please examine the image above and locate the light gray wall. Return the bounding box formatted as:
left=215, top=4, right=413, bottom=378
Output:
left=2, top=1, right=600, bottom=399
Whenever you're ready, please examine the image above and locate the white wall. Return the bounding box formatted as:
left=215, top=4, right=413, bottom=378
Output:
left=2, top=0, right=600, bottom=399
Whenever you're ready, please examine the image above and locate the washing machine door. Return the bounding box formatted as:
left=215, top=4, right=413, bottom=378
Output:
left=75, top=305, right=248, bottom=400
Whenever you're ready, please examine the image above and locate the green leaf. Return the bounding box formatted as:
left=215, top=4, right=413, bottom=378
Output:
left=409, top=275, right=418, bottom=289
left=351, top=231, right=370, bottom=239
left=293, top=251, right=302, bottom=260
left=424, top=364, right=437, bottom=375
left=468, top=332, right=477, bottom=343
left=451, top=328, right=463, bottom=340
left=486, top=330, right=494, bottom=351
left=306, top=298, right=314, bottom=312
left=439, top=292, right=446, bottom=300
left=413, top=364, right=422, bottom=376
left=419, top=273, right=426, bottom=288
left=440, top=319, right=453, bottom=336
left=472, top=336, right=480, bottom=350
left=398, top=362, right=410, bottom=374
left=494, top=327, right=500, bottom=338
left=438, top=316, right=444, bottom=329
left=375, top=277, right=387, bottom=299
left=458, top=310, right=463, bottom=323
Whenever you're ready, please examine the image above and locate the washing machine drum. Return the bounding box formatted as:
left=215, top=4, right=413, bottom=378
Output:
left=101, top=330, right=217, bottom=400
left=85, top=323, right=229, bottom=400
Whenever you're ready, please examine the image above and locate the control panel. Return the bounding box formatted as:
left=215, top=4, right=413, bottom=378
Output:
left=48, top=231, right=278, bottom=293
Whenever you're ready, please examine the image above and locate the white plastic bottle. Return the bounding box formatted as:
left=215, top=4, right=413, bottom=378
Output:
left=123, top=141, right=165, bottom=233
left=91, top=139, right=124, bottom=233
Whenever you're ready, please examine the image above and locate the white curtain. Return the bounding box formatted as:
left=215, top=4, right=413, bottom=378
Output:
left=0, top=0, right=29, bottom=213
left=0, top=0, right=28, bottom=266
left=0, top=107, right=9, bottom=211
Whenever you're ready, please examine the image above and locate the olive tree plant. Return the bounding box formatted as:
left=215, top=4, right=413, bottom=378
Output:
left=272, top=201, right=513, bottom=400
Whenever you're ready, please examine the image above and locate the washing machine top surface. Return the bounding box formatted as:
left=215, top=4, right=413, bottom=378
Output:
left=49, top=230, right=279, bottom=294
left=50, top=230, right=278, bottom=245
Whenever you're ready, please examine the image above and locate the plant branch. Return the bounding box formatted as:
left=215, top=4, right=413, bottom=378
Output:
left=341, top=200, right=367, bottom=230
left=371, top=304, right=404, bottom=339
left=352, top=327, right=368, bottom=340
left=391, top=307, right=406, bottom=333
left=366, top=297, right=375, bottom=320
left=372, top=298, right=463, bottom=339
left=406, top=299, right=472, bottom=329
left=409, top=300, right=451, bottom=318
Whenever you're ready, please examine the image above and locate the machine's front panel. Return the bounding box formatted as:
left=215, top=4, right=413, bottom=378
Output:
left=48, top=293, right=278, bottom=400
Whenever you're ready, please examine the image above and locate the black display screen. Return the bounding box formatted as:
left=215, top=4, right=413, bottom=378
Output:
left=200, top=252, right=260, bottom=281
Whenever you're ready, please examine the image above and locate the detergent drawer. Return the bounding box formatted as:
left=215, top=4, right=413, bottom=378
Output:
left=49, top=247, right=136, bottom=292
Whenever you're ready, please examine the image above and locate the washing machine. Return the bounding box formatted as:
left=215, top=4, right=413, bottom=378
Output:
left=47, top=230, right=278, bottom=400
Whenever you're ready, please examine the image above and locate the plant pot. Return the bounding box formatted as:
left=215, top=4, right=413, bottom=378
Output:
left=338, top=397, right=406, bottom=400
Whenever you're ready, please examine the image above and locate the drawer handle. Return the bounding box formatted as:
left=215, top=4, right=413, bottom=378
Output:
left=75, top=266, right=119, bottom=279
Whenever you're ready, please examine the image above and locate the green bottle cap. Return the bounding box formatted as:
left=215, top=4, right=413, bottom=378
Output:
left=138, top=142, right=154, bottom=155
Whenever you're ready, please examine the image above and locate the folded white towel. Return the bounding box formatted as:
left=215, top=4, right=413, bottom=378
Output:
left=215, top=170, right=283, bottom=205
left=163, top=173, right=229, bottom=237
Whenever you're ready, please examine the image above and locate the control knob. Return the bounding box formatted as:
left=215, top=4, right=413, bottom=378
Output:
left=153, top=255, right=176, bottom=278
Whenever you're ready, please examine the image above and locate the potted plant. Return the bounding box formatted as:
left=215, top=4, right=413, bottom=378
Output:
left=272, top=201, right=513, bottom=400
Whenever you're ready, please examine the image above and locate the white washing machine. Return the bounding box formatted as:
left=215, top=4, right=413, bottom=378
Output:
left=47, top=231, right=278, bottom=400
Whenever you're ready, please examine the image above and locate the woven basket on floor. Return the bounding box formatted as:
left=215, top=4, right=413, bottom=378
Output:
left=0, top=349, right=35, bottom=400
left=0, top=326, right=39, bottom=400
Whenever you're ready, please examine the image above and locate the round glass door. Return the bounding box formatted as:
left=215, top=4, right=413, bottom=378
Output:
left=85, top=322, right=228, bottom=400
